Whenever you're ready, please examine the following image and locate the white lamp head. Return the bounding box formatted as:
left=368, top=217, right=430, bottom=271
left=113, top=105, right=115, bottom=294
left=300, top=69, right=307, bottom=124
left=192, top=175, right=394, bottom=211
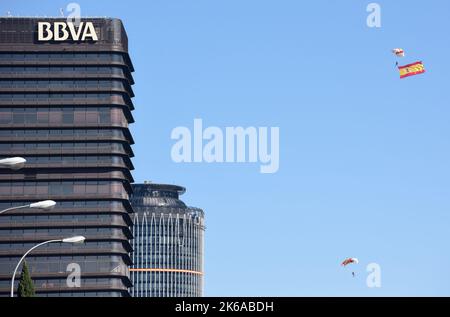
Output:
left=62, top=236, right=86, bottom=244
left=0, top=157, right=26, bottom=170
left=29, top=200, right=56, bottom=210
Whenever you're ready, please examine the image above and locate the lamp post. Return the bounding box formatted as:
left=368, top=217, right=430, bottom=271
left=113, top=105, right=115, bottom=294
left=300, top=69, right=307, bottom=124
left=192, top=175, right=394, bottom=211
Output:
left=0, top=157, right=26, bottom=170
left=10, top=236, right=86, bottom=297
left=0, top=200, right=56, bottom=216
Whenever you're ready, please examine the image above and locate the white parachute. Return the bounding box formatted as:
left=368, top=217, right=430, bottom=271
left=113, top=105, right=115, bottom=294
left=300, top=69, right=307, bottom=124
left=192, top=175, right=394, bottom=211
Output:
left=392, top=48, right=405, bottom=57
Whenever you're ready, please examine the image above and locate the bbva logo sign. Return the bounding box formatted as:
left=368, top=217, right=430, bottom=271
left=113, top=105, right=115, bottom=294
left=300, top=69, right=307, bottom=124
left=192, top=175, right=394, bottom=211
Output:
left=37, top=22, right=98, bottom=41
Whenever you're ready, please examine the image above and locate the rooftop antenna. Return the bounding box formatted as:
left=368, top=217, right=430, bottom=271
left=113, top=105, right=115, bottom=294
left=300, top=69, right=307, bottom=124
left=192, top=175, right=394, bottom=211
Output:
left=6, top=11, right=12, bottom=17
left=59, top=8, right=64, bottom=17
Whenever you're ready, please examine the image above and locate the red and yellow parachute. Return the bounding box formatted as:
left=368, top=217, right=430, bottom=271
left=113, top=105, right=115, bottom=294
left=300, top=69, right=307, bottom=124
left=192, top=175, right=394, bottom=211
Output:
left=341, top=257, right=359, bottom=267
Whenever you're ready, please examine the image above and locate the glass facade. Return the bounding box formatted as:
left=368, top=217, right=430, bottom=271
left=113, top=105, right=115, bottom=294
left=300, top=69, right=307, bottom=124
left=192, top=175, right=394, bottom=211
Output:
left=0, top=17, right=134, bottom=297
left=130, top=183, right=205, bottom=297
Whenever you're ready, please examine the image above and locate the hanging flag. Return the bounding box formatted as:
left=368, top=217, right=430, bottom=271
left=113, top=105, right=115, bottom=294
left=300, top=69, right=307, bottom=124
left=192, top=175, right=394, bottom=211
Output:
left=398, top=61, right=425, bottom=79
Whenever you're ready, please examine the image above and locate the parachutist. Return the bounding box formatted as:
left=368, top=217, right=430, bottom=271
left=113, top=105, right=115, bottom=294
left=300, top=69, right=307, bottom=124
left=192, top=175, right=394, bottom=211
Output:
left=341, top=258, right=359, bottom=277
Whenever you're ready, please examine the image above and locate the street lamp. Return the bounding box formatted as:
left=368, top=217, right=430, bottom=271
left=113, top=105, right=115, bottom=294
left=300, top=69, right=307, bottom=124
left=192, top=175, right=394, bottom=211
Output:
left=0, top=200, right=56, bottom=216
left=0, top=157, right=26, bottom=170
left=10, top=236, right=86, bottom=297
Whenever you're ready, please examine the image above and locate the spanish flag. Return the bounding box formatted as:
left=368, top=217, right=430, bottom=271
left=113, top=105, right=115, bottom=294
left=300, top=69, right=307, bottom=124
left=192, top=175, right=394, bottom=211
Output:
left=398, top=61, right=425, bottom=79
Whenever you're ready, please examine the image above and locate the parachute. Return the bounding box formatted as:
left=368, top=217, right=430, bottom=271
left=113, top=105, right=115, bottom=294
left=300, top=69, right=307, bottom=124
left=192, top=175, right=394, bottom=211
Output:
left=341, top=257, right=359, bottom=267
left=341, top=257, right=359, bottom=277
left=392, top=48, right=405, bottom=57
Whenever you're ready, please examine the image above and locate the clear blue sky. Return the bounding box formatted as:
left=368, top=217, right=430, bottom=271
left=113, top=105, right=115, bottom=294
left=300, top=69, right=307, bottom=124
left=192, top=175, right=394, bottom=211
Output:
left=3, top=0, right=450, bottom=296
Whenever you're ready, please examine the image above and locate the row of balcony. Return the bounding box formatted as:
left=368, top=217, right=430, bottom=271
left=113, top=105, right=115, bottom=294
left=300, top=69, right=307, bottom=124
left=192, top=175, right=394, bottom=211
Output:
left=0, top=147, right=134, bottom=159
left=0, top=167, right=133, bottom=180
left=0, top=129, right=134, bottom=144
left=0, top=93, right=134, bottom=110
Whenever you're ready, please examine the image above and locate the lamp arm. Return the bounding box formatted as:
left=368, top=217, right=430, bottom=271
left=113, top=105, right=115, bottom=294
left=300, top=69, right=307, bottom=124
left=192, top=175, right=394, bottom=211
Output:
left=10, top=239, right=62, bottom=297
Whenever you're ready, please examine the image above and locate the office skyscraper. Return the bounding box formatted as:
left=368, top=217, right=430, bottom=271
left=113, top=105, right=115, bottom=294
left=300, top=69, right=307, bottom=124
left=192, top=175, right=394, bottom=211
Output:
left=0, top=18, right=135, bottom=297
left=130, top=183, right=205, bottom=297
